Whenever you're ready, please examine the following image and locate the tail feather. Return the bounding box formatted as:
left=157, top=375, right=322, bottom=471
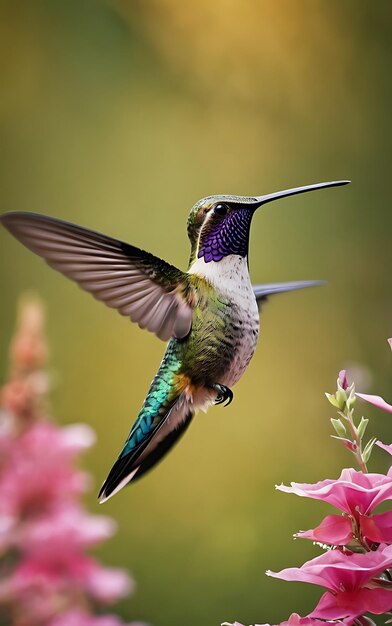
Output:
left=99, top=394, right=193, bottom=503
left=129, top=409, right=194, bottom=484
left=253, top=280, right=325, bottom=307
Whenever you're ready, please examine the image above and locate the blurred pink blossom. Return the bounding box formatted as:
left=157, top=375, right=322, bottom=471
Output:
left=0, top=421, right=91, bottom=520
left=2, top=529, right=132, bottom=611
left=0, top=296, right=143, bottom=626
left=60, top=423, right=97, bottom=451
left=17, top=506, right=117, bottom=557
left=277, top=468, right=392, bottom=518
left=9, top=296, right=49, bottom=371
left=267, top=545, right=392, bottom=620
left=81, top=559, right=133, bottom=603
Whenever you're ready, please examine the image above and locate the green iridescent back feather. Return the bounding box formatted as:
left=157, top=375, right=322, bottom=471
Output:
left=121, top=340, right=182, bottom=457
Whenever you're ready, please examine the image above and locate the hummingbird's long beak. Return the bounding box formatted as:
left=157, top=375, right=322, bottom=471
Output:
left=253, top=180, right=350, bottom=207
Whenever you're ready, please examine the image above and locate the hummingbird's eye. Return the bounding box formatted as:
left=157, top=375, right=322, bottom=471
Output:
left=213, top=203, right=229, bottom=217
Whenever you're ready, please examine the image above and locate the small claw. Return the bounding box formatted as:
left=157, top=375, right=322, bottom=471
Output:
left=223, top=388, right=233, bottom=406
left=212, top=384, right=233, bottom=407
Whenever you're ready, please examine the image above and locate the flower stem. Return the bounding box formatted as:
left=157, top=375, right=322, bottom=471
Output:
left=345, top=410, right=368, bottom=473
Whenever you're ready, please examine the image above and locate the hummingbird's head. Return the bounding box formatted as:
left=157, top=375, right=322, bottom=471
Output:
left=187, top=194, right=258, bottom=266
left=187, top=180, right=350, bottom=267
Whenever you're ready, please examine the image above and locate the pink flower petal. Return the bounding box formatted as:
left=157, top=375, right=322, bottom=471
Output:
left=310, top=587, right=392, bottom=620
left=222, top=616, right=327, bottom=626
left=376, top=440, right=392, bottom=456
left=61, top=424, right=96, bottom=452
left=360, top=510, right=392, bottom=543
left=277, top=468, right=392, bottom=516
left=267, top=544, right=392, bottom=593
left=18, top=507, right=117, bottom=560
left=296, top=514, right=353, bottom=545
left=284, top=616, right=323, bottom=626
left=83, top=561, right=134, bottom=603
left=388, top=338, right=392, bottom=351
left=356, top=392, right=392, bottom=414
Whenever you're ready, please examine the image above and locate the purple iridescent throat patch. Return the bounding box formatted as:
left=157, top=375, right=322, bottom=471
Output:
left=198, top=208, right=254, bottom=262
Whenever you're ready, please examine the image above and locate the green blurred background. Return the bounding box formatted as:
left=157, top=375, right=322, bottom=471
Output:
left=1, top=1, right=392, bottom=624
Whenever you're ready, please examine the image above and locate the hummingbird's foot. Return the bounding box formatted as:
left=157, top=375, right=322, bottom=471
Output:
left=211, top=384, right=233, bottom=407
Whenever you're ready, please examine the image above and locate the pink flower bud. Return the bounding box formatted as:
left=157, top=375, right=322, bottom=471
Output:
left=339, top=370, right=349, bottom=391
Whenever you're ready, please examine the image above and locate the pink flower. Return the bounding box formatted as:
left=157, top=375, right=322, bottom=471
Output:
left=267, top=545, right=392, bottom=620
left=81, top=560, right=133, bottom=603
left=0, top=561, right=67, bottom=623
left=7, top=554, right=132, bottom=605
left=356, top=392, right=392, bottom=414
left=1, top=378, right=36, bottom=417
left=0, top=514, right=16, bottom=554
left=0, top=296, right=138, bottom=625
left=277, top=468, right=392, bottom=518
left=17, top=506, right=117, bottom=559
left=0, top=421, right=90, bottom=518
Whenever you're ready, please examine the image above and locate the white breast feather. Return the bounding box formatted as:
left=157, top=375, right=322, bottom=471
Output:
left=189, top=255, right=253, bottom=299
left=189, top=255, right=260, bottom=388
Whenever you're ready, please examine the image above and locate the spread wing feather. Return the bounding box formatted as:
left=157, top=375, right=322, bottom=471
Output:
left=1, top=212, right=193, bottom=341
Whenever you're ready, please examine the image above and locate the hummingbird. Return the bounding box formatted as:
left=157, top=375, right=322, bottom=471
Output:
left=0, top=180, right=349, bottom=502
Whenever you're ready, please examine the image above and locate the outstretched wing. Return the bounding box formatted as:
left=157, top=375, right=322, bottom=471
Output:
left=253, top=280, right=324, bottom=309
left=1, top=212, right=193, bottom=341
